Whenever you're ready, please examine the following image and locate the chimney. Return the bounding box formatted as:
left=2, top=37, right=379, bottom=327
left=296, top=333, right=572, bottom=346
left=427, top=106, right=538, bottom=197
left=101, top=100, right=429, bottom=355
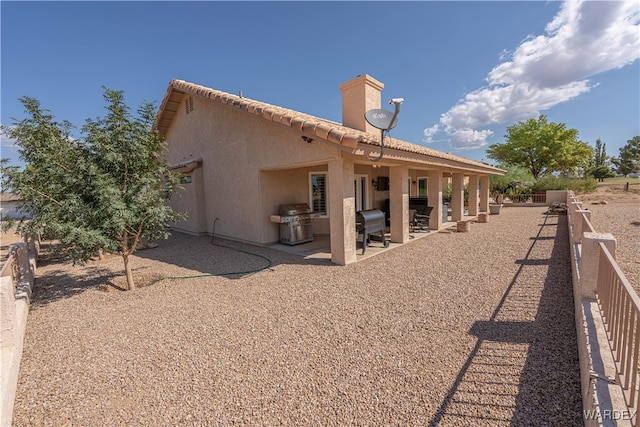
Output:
left=339, top=74, right=384, bottom=134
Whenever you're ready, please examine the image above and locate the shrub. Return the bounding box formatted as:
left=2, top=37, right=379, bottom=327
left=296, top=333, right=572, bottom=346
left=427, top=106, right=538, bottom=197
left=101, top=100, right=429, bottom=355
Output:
left=490, top=164, right=535, bottom=196
left=530, top=175, right=597, bottom=193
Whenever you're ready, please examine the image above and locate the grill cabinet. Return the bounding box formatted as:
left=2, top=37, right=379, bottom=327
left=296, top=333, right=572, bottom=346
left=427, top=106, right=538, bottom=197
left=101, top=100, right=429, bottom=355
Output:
left=277, top=203, right=314, bottom=245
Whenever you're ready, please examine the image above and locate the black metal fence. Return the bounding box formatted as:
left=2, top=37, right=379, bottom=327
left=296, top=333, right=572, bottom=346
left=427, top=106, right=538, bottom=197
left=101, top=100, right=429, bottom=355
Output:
left=505, top=193, right=547, bottom=204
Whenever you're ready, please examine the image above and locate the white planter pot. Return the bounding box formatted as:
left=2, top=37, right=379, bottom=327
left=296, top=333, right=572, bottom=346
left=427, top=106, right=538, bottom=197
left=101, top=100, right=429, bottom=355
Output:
left=489, top=204, right=503, bottom=215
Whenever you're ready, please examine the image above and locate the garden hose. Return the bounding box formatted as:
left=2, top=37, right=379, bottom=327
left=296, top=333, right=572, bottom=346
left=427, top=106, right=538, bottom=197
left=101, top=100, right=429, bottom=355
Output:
left=145, top=218, right=272, bottom=287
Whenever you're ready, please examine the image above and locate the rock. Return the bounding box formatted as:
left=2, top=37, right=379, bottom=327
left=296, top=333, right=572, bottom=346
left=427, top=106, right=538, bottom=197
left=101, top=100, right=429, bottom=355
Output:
left=137, top=237, right=159, bottom=250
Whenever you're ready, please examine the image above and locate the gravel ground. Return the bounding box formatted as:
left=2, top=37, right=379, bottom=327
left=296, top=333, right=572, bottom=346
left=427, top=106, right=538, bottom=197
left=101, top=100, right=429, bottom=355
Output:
left=13, top=207, right=584, bottom=426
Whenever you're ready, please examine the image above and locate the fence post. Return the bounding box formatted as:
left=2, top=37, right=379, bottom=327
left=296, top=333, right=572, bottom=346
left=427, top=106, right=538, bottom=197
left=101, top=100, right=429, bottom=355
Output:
left=572, top=209, right=591, bottom=245
left=25, top=233, right=39, bottom=276
left=580, top=232, right=616, bottom=298
left=568, top=201, right=588, bottom=244
left=570, top=201, right=582, bottom=218
left=14, top=244, right=29, bottom=278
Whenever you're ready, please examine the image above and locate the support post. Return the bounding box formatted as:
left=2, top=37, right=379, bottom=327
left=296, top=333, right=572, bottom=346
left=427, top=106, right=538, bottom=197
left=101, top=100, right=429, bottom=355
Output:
left=451, top=173, right=465, bottom=222
left=479, top=175, right=490, bottom=213
left=468, top=175, right=479, bottom=216
left=427, top=170, right=443, bottom=230
left=571, top=209, right=591, bottom=245
left=329, top=158, right=356, bottom=265
left=579, top=232, right=616, bottom=298
left=389, top=166, right=409, bottom=243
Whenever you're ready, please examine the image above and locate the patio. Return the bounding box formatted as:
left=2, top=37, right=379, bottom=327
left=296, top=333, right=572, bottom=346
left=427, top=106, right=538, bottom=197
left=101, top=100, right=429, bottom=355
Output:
left=268, top=212, right=476, bottom=261
left=269, top=224, right=449, bottom=261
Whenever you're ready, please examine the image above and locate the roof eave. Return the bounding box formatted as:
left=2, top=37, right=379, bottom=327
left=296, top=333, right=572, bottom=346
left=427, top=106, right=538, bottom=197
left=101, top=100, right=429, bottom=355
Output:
left=155, top=79, right=506, bottom=174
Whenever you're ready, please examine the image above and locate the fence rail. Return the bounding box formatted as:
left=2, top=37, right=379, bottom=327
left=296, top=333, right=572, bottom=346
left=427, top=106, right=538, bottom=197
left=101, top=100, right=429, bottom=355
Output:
left=505, top=193, right=547, bottom=204
left=568, top=190, right=640, bottom=426
left=597, top=243, right=640, bottom=420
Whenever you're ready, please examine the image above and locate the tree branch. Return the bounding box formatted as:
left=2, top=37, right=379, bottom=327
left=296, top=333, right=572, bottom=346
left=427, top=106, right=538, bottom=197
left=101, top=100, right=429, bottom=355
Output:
left=22, top=184, right=64, bottom=207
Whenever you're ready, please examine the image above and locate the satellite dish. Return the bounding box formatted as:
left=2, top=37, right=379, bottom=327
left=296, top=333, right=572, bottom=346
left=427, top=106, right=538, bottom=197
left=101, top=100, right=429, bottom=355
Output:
left=364, top=98, right=404, bottom=162
left=365, top=108, right=398, bottom=131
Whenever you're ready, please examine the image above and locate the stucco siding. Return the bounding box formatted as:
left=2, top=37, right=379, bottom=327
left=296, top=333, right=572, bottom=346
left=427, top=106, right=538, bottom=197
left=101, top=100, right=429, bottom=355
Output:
left=166, top=95, right=340, bottom=244
left=0, top=202, right=30, bottom=220
left=169, top=167, right=206, bottom=235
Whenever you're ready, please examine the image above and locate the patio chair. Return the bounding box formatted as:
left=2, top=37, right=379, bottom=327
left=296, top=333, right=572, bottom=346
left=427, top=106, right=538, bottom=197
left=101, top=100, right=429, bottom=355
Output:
left=409, top=197, right=431, bottom=231
left=409, top=210, right=417, bottom=232
left=412, top=206, right=432, bottom=231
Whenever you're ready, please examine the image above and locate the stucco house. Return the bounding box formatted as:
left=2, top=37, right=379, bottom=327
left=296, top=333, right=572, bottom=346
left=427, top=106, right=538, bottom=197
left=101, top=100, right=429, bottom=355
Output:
left=0, top=193, right=31, bottom=220
left=155, top=74, right=504, bottom=265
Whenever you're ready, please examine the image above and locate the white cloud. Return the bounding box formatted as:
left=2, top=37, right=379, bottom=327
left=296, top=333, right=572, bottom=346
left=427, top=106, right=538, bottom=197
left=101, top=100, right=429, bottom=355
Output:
left=0, top=126, right=18, bottom=150
left=449, top=128, right=494, bottom=150
left=423, top=124, right=440, bottom=143
left=424, top=0, right=640, bottom=150
left=489, top=1, right=639, bottom=88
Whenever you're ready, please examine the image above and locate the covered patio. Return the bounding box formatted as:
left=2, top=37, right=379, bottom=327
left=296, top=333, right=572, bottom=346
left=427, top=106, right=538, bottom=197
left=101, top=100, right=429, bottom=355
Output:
left=263, top=158, right=496, bottom=265
left=269, top=209, right=481, bottom=262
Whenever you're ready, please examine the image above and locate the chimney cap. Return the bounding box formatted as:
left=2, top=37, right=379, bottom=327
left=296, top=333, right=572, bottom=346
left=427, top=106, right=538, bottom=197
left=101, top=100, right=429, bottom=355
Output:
left=339, top=74, right=384, bottom=92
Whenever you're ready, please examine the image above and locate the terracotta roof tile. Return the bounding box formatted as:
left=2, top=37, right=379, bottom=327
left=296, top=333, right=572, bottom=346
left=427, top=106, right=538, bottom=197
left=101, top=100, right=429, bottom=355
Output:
left=290, top=117, right=305, bottom=132
left=314, top=123, right=333, bottom=140
left=279, top=115, right=293, bottom=127
left=155, top=79, right=505, bottom=174
left=327, top=128, right=345, bottom=144
left=302, top=121, right=318, bottom=135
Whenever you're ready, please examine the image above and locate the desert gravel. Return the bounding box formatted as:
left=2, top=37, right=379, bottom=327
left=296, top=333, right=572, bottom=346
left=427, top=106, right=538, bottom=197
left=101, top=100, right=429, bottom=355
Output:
left=578, top=195, right=640, bottom=295
left=13, top=207, right=585, bottom=426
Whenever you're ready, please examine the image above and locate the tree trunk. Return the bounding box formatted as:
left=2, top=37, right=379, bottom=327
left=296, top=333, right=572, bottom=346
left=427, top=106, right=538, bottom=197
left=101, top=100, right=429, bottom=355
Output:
left=123, top=253, right=136, bottom=290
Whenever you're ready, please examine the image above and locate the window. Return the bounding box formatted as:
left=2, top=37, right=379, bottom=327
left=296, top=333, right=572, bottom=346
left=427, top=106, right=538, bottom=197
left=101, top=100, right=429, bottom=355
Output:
left=418, top=177, right=428, bottom=197
left=309, top=173, right=328, bottom=216
left=354, top=174, right=369, bottom=212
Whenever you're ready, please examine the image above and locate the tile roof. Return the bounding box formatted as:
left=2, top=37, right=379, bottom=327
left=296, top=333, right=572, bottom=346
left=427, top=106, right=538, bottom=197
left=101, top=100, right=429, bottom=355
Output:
left=155, top=79, right=505, bottom=175
left=0, top=192, right=24, bottom=203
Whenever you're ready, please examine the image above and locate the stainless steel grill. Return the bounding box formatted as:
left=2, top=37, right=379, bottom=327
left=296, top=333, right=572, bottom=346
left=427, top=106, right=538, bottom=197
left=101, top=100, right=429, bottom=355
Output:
left=276, top=203, right=314, bottom=245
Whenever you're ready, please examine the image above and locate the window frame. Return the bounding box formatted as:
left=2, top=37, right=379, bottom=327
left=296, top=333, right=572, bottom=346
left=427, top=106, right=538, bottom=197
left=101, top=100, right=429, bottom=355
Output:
left=417, top=177, right=428, bottom=197
left=309, top=172, right=329, bottom=218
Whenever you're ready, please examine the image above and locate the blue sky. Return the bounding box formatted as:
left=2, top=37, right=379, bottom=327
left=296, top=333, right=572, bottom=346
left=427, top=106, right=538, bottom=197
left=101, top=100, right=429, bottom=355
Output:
left=2, top=1, right=639, bottom=168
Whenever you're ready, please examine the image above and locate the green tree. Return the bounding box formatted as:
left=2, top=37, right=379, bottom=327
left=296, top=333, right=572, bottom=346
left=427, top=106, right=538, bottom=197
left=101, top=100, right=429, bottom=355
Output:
left=489, top=164, right=535, bottom=196
left=592, top=138, right=607, bottom=167
left=612, top=136, right=640, bottom=176
left=1, top=88, right=183, bottom=290
left=486, top=115, right=593, bottom=179
left=587, top=138, right=615, bottom=181
left=590, top=165, right=616, bottom=182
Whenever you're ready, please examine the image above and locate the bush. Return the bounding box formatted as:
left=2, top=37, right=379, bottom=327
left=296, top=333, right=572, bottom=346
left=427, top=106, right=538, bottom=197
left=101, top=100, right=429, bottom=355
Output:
left=530, top=175, right=597, bottom=193
left=442, top=183, right=469, bottom=202
left=490, top=164, right=535, bottom=196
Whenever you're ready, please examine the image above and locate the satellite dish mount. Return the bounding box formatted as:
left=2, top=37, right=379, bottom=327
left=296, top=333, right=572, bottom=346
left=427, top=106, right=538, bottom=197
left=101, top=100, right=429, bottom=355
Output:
left=364, top=98, right=404, bottom=162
